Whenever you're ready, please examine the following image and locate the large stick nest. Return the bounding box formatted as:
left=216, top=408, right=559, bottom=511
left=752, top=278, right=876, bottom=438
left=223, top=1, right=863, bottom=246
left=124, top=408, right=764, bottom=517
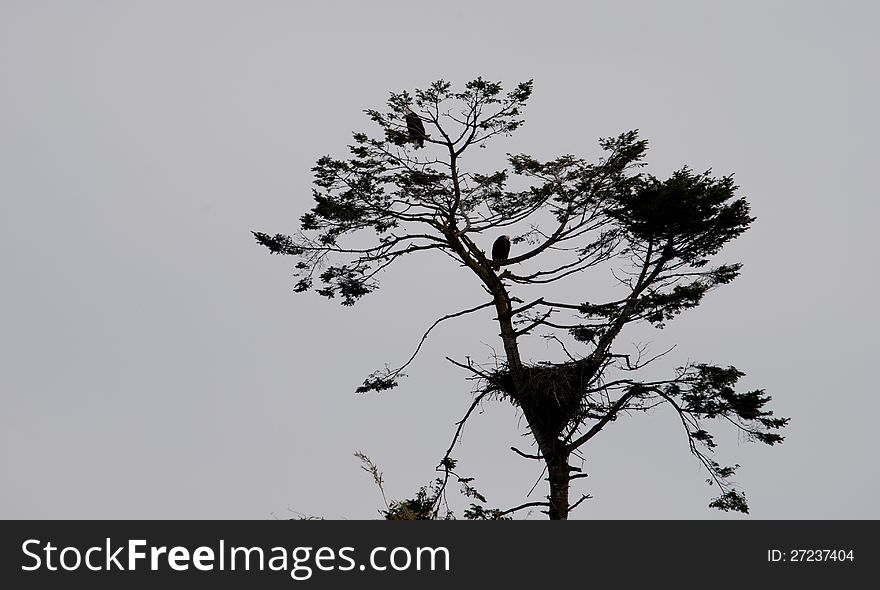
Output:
left=487, top=360, right=598, bottom=438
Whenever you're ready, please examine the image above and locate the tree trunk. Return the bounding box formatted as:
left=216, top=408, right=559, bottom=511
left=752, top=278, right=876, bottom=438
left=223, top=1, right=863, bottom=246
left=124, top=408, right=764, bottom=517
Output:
left=494, top=290, right=571, bottom=520
left=547, top=451, right=571, bottom=520
left=446, top=233, right=574, bottom=520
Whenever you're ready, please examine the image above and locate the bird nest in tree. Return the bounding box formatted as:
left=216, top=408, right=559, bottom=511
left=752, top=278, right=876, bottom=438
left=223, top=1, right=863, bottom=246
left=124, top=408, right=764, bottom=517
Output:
left=487, top=361, right=595, bottom=438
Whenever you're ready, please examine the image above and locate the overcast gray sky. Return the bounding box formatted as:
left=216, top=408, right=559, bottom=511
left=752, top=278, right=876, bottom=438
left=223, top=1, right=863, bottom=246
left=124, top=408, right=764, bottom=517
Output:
left=2, top=1, right=878, bottom=519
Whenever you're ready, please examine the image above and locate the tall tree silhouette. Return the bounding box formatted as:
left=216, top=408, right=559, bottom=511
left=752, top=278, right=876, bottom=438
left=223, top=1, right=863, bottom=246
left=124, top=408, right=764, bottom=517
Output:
left=254, top=78, right=787, bottom=519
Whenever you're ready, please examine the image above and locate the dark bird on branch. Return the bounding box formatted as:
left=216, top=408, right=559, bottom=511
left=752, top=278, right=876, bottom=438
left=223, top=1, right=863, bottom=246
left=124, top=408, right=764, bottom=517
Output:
left=492, top=235, right=511, bottom=269
left=405, top=109, right=427, bottom=148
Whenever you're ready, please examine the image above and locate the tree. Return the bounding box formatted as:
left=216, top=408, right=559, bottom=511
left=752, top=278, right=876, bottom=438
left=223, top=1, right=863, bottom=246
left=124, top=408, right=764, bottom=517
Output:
left=354, top=452, right=509, bottom=521
left=254, top=78, right=788, bottom=520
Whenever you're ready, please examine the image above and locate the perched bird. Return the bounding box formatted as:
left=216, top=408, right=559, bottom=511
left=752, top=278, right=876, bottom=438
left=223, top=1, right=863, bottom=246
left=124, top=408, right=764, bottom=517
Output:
left=405, top=109, right=427, bottom=148
left=492, top=235, right=511, bottom=269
